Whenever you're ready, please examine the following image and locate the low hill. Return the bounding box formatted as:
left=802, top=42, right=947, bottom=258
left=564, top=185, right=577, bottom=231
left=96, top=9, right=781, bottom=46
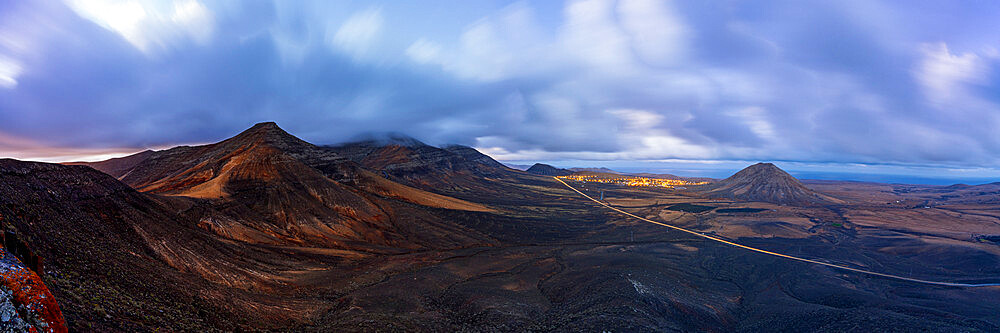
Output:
left=902, top=181, right=1000, bottom=204
left=526, top=163, right=573, bottom=176
left=701, top=163, right=844, bottom=205
left=568, top=167, right=622, bottom=174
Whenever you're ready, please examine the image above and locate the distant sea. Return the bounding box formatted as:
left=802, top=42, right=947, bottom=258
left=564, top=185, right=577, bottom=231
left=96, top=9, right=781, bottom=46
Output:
left=781, top=171, right=996, bottom=186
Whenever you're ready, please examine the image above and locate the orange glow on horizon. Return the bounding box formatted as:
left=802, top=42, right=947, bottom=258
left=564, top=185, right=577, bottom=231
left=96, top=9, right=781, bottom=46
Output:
left=0, top=131, right=167, bottom=162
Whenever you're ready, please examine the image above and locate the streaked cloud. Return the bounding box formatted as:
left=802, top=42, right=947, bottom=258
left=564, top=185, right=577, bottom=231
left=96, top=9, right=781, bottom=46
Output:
left=64, top=0, right=215, bottom=53
left=0, top=56, right=21, bottom=88
left=405, top=38, right=442, bottom=64
left=0, top=131, right=162, bottom=162
left=916, top=43, right=989, bottom=103
left=617, top=0, right=687, bottom=66
left=331, top=8, right=383, bottom=61
left=0, top=0, right=999, bottom=174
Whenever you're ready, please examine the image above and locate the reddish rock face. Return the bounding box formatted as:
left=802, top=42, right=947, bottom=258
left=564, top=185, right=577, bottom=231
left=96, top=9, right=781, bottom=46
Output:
left=0, top=247, right=67, bottom=333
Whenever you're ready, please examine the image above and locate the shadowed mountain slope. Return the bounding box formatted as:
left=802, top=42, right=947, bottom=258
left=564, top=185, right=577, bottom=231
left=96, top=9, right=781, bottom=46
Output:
left=702, top=163, right=844, bottom=205
left=0, top=159, right=268, bottom=330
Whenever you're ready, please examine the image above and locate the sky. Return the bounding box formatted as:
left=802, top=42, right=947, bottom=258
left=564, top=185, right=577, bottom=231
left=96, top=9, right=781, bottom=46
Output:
left=1, top=0, right=1000, bottom=183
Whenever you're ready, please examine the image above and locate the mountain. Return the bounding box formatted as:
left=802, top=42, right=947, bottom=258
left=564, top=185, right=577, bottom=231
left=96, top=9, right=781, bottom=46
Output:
left=77, top=122, right=494, bottom=249
left=81, top=122, right=339, bottom=192
left=526, top=163, right=573, bottom=176
left=327, top=135, right=512, bottom=179
left=83, top=123, right=393, bottom=247
left=701, top=163, right=844, bottom=205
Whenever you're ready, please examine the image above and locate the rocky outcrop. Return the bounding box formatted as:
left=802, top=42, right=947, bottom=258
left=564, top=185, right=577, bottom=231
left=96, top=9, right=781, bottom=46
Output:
left=0, top=247, right=66, bottom=333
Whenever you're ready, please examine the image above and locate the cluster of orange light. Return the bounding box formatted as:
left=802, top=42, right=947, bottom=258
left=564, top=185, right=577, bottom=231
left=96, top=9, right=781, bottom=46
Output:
left=557, top=175, right=708, bottom=188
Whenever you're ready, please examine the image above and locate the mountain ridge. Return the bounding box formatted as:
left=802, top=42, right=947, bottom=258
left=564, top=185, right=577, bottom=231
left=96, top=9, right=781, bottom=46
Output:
left=324, top=134, right=529, bottom=200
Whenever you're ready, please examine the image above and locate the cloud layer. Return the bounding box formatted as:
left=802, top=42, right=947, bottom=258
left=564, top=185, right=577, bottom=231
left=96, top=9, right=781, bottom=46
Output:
left=1, top=0, right=1000, bottom=168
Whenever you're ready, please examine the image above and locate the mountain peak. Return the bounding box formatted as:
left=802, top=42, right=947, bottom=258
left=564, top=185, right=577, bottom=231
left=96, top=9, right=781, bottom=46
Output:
left=252, top=121, right=279, bottom=128
left=752, top=162, right=777, bottom=168
left=240, top=121, right=287, bottom=136
left=746, top=162, right=780, bottom=171
left=722, top=162, right=800, bottom=187
left=730, top=162, right=788, bottom=179
left=225, top=122, right=311, bottom=149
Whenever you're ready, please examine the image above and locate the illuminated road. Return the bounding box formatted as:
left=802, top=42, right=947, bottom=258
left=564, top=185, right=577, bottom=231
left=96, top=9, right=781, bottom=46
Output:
left=555, top=177, right=1000, bottom=288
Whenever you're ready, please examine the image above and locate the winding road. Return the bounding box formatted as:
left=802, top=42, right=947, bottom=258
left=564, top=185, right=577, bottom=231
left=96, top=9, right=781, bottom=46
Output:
left=555, top=177, right=1000, bottom=288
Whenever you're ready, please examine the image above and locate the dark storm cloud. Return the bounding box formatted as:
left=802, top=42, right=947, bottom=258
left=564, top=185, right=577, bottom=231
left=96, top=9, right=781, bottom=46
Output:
left=1, top=0, right=999, bottom=168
